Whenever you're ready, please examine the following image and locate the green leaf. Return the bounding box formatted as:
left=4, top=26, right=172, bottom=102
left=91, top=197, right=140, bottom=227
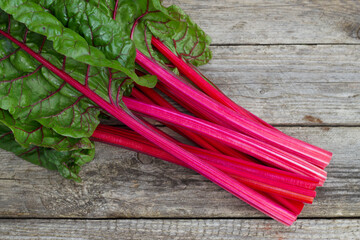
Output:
left=0, top=0, right=153, bottom=86
left=136, top=74, right=157, bottom=88
left=0, top=119, right=95, bottom=182
left=0, top=109, right=93, bottom=151
left=0, top=13, right=134, bottom=138
left=91, top=0, right=212, bottom=66
left=39, top=0, right=136, bottom=70
left=147, top=4, right=212, bottom=66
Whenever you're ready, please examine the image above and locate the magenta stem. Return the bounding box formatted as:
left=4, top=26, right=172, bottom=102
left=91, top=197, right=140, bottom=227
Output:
left=123, top=97, right=327, bottom=182
left=93, top=126, right=316, bottom=203
left=135, top=50, right=332, bottom=169
left=0, top=29, right=297, bottom=226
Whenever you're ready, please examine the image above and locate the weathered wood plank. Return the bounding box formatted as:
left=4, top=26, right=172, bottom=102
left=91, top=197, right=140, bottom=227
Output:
left=0, top=127, right=358, bottom=218
left=184, top=45, right=360, bottom=124
left=167, top=0, right=360, bottom=44
left=1, top=219, right=359, bottom=240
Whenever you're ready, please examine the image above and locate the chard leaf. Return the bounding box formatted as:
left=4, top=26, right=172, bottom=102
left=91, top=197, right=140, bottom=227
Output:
left=92, top=0, right=212, bottom=66
left=0, top=13, right=131, bottom=138
left=0, top=0, right=156, bottom=87
left=0, top=120, right=95, bottom=182
left=148, top=4, right=212, bottom=66
left=39, top=0, right=136, bottom=70
left=0, top=109, right=93, bottom=151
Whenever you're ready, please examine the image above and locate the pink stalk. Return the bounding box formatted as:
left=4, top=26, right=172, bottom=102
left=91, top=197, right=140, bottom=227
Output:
left=151, top=37, right=274, bottom=129
left=137, top=69, right=223, bottom=125
left=98, top=125, right=319, bottom=190
left=135, top=50, right=332, bottom=169
left=131, top=87, right=154, bottom=104
left=122, top=97, right=327, bottom=183
left=155, top=83, right=258, bottom=161
left=93, top=126, right=316, bottom=203
left=186, top=147, right=319, bottom=190
left=0, top=29, right=297, bottom=226
left=131, top=87, right=221, bottom=153
left=266, top=194, right=305, bottom=216
left=157, top=82, right=226, bottom=126
left=135, top=85, right=251, bottom=159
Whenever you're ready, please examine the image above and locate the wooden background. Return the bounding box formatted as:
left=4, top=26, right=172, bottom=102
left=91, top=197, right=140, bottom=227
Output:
left=1, top=0, right=360, bottom=239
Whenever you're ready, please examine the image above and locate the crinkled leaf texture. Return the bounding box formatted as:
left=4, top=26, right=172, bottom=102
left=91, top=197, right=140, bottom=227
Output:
left=0, top=0, right=156, bottom=88
left=108, top=0, right=212, bottom=66
left=0, top=112, right=95, bottom=182
left=0, top=109, right=93, bottom=151
left=28, top=0, right=212, bottom=67
left=0, top=12, right=137, bottom=138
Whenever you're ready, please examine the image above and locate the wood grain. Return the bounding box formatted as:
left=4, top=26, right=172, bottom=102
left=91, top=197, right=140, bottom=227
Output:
left=1, top=127, right=358, bottom=218
left=1, top=219, right=359, bottom=240
left=167, top=0, right=360, bottom=44
left=196, top=45, right=360, bottom=125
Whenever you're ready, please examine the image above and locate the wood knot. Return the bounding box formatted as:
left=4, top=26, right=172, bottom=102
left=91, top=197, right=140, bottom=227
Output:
left=303, top=115, right=323, bottom=124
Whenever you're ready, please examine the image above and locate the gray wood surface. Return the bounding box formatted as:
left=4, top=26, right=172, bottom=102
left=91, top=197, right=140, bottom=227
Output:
left=1, top=0, right=360, bottom=238
left=199, top=45, right=360, bottom=125
left=168, top=0, right=360, bottom=44
left=1, top=219, right=359, bottom=240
